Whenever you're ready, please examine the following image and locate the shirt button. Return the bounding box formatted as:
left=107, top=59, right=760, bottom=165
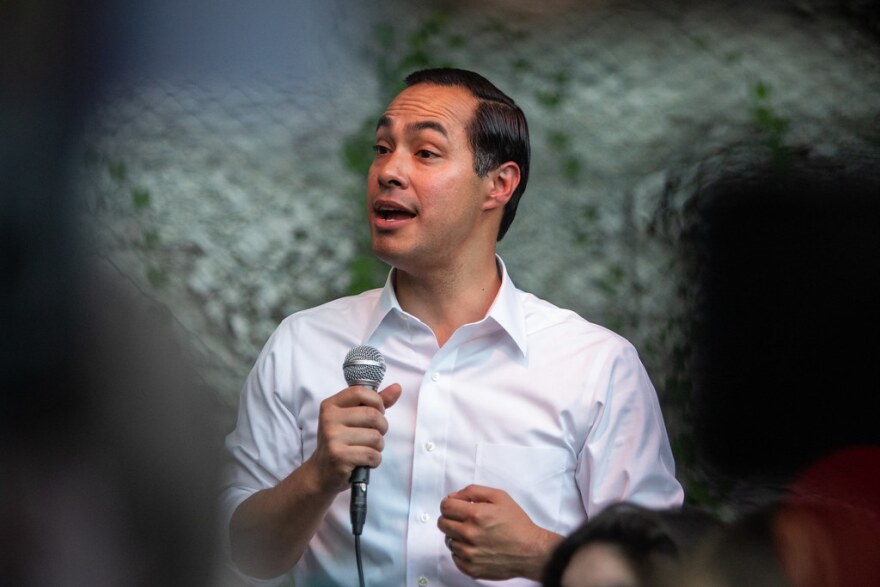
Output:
left=419, top=512, right=430, bottom=523
left=424, top=441, right=435, bottom=452
left=431, top=372, right=440, bottom=382
left=418, top=577, right=428, bottom=587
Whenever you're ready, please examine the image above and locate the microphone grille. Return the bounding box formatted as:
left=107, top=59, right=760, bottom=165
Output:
left=343, top=345, right=386, bottom=387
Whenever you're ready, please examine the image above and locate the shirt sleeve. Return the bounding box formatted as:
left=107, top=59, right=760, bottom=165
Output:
left=578, top=340, right=684, bottom=517
left=217, top=321, right=302, bottom=584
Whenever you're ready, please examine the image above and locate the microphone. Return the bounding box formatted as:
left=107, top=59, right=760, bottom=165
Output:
left=342, top=345, right=386, bottom=536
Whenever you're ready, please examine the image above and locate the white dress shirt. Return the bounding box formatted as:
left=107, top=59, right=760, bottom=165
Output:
left=221, top=258, right=683, bottom=587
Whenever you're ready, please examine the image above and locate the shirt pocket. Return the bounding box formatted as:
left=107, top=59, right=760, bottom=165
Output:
left=473, top=443, right=569, bottom=530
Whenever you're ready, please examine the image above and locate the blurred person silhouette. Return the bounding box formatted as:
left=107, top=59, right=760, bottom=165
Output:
left=2, top=2, right=222, bottom=585
left=680, top=446, right=880, bottom=587
left=773, top=445, right=880, bottom=587
left=687, top=167, right=880, bottom=489
left=679, top=503, right=789, bottom=587
left=541, top=502, right=723, bottom=587
left=1, top=263, right=224, bottom=587
left=680, top=162, right=880, bottom=587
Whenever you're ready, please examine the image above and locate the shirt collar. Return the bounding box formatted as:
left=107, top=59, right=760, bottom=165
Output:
left=362, top=256, right=527, bottom=358
left=484, top=256, right=528, bottom=357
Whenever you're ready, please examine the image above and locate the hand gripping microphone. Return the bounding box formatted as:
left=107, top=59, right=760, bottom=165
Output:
left=342, top=345, right=386, bottom=537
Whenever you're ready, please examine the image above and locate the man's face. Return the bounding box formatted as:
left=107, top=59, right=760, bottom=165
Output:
left=367, top=83, right=493, bottom=273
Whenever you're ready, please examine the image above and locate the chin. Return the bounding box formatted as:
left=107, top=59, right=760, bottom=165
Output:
left=370, top=241, right=403, bottom=267
left=371, top=244, right=420, bottom=274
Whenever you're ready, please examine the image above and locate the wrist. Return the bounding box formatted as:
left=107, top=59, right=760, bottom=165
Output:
left=524, top=528, right=564, bottom=581
left=290, top=457, right=343, bottom=500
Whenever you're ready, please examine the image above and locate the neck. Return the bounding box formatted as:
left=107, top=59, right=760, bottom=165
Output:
left=394, top=254, right=501, bottom=347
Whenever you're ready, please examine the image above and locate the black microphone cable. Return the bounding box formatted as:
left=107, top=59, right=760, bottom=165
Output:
left=355, top=535, right=365, bottom=587
left=351, top=466, right=369, bottom=587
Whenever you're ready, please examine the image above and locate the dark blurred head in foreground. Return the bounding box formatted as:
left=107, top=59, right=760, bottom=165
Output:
left=2, top=3, right=221, bottom=585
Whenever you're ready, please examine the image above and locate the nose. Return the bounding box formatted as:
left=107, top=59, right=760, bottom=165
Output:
left=374, top=151, right=407, bottom=190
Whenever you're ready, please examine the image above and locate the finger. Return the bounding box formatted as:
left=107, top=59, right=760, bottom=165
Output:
left=319, top=425, right=385, bottom=465
left=320, top=402, right=388, bottom=438
left=437, top=514, right=474, bottom=545
left=442, top=531, right=474, bottom=555
left=379, top=383, right=402, bottom=409
left=342, top=423, right=386, bottom=450
left=347, top=386, right=389, bottom=410
left=451, top=555, right=472, bottom=577
left=445, top=536, right=474, bottom=563
left=341, top=405, right=390, bottom=435
left=448, top=484, right=503, bottom=504
left=449, top=543, right=477, bottom=575
left=317, top=432, right=383, bottom=478
left=322, top=387, right=383, bottom=414
left=323, top=445, right=383, bottom=473
left=345, top=444, right=384, bottom=469
left=439, top=495, right=475, bottom=522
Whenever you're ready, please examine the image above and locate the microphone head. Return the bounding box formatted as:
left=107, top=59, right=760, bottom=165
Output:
left=343, top=345, right=386, bottom=389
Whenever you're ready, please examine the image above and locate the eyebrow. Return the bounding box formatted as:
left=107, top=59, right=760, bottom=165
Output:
left=376, top=115, right=449, bottom=138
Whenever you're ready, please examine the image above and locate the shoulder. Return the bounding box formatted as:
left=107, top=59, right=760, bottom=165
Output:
left=268, top=288, right=383, bottom=347
left=517, top=289, right=634, bottom=353
left=246, top=288, right=384, bottom=385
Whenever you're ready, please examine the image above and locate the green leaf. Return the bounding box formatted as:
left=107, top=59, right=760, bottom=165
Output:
left=562, top=156, right=582, bottom=184
left=552, top=70, right=570, bottom=88
left=691, top=35, right=710, bottom=50
left=536, top=90, right=563, bottom=109
left=108, top=161, right=127, bottom=182
left=595, top=264, right=625, bottom=297
left=512, top=57, right=532, bottom=73
left=582, top=204, right=599, bottom=223
left=672, top=434, right=696, bottom=465
left=447, top=34, right=465, bottom=49
left=347, top=254, right=385, bottom=295
left=725, top=51, right=743, bottom=63
left=342, top=137, right=373, bottom=175
left=132, top=187, right=151, bottom=210
left=547, top=130, right=570, bottom=151
left=146, top=266, right=169, bottom=288
left=143, top=228, right=160, bottom=249
left=753, top=81, right=771, bottom=100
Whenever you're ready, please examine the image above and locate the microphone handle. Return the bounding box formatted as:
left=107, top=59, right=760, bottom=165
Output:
left=349, top=380, right=378, bottom=536
left=351, top=465, right=370, bottom=485
left=350, top=466, right=369, bottom=536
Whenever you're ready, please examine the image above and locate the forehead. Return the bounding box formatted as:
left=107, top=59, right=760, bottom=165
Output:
left=562, top=543, right=638, bottom=587
left=379, top=84, right=478, bottom=137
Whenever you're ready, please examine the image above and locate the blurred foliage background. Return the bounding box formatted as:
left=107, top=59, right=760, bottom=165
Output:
left=46, top=0, right=880, bottom=511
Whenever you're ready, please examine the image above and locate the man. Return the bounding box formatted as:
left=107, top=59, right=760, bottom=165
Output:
left=221, top=68, right=683, bottom=586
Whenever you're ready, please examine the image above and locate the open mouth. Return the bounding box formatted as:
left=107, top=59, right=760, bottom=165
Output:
left=374, top=201, right=416, bottom=222
left=378, top=209, right=416, bottom=221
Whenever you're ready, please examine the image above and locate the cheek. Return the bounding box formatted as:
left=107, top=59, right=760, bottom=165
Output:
left=366, top=166, right=379, bottom=189
left=432, top=175, right=485, bottom=209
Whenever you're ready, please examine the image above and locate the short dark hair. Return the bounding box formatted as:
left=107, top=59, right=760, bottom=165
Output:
left=404, top=68, right=530, bottom=241
left=542, top=502, right=724, bottom=587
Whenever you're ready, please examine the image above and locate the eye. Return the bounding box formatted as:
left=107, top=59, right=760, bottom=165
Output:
left=373, top=144, right=390, bottom=156
left=416, top=149, right=439, bottom=159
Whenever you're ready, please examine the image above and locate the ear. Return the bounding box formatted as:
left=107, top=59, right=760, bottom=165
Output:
left=482, top=162, right=521, bottom=211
